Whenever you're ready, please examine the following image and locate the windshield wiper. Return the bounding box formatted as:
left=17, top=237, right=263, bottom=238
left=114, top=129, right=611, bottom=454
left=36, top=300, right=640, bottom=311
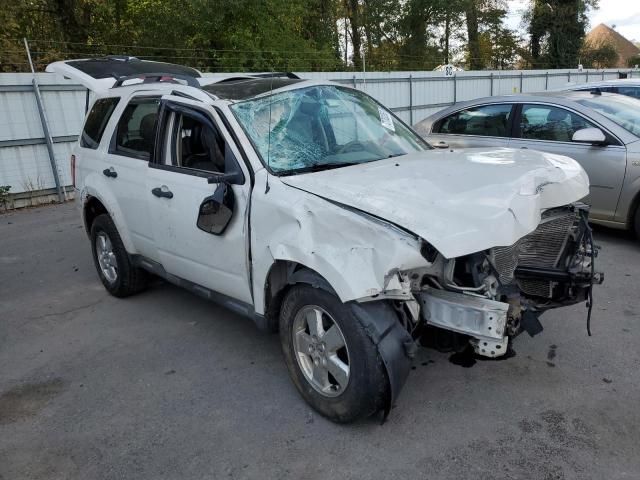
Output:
left=280, top=162, right=360, bottom=176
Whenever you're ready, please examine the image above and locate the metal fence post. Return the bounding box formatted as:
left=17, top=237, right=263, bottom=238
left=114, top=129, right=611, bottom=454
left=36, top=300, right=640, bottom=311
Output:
left=568, top=70, right=571, bottom=83
left=408, top=74, right=413, bottom=125
left=352, top=75, right=356, bottom=88
left=24, top=38, right=64, bottom=203
left=545, top=71, right=549, bottom=90
left=453, top=73, right=457, bottom=103
left=586, top=70, right=589, bottom=82
left=519, top=71, right=523, bottom=93
left=602, top=70, right=605, bottom=80
left=490, top=73, right=494, bottom=96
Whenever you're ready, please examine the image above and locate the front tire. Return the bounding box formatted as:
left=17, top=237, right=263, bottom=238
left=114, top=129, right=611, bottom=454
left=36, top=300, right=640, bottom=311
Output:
left=90, top=214, right=147, bottom=297
left=634, top=205, right=640, bottom=240
left=279, top=285, right=388, bottom=423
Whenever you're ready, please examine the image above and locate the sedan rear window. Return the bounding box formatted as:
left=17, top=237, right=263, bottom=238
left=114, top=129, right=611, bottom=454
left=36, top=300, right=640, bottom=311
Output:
left=81, top=97, right=120, bottom=149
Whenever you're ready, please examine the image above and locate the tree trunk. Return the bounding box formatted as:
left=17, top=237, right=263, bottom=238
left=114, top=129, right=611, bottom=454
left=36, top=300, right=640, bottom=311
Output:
left=346, top=0, right=362, bottom=69
left=444, top=12, right=450, bottom=64
left=465, top=0, right=482, bottom=70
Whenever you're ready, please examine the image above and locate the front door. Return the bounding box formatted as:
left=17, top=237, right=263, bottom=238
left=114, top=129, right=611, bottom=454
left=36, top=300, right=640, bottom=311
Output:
left=146, top=97, right=253, bottom=305
left=509, top=103, right=626, bottom=220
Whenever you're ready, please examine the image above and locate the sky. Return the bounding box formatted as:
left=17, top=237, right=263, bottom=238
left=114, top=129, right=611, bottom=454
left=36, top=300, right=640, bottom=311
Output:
left=506, top=0, right=640, bottom=44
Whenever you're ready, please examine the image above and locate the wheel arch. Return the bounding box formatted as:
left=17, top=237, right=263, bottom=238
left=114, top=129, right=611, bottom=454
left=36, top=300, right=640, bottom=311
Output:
left=81, top=191, right=136, bottom=253
left=262, top=260, right=337, bottom=332
left=263, top=260, right=414, bottom=416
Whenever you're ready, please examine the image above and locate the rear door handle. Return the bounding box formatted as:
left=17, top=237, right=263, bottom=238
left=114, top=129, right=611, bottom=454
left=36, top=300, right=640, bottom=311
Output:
left=102, top=167, right=117, bottom=178
left=151, top=186, right=173, bottom=199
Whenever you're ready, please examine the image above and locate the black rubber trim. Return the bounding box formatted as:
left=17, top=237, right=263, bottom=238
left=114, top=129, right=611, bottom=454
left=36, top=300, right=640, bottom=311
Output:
left=348, top=301, right=416, bottom=418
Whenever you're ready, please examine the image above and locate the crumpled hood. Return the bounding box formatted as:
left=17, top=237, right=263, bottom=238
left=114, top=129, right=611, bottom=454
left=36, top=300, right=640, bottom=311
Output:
left=281, top=148, right=589, bottom=258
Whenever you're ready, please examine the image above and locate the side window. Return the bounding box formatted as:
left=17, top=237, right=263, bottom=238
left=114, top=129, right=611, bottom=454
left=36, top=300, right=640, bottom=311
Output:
left=163, top=112, right=227, bottom=173
left=520, top=104, right=596, bottom=142
left=435, top=104, right=512, bottom=137
left=112, top=98, right=160, bottom=159
left=81, top=97, right=119, bottom=149
left=617, top=87, right=640, bottom=99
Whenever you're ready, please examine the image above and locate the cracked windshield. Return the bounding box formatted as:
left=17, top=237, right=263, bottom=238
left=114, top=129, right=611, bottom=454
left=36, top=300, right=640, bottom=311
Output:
left=231, top=85, right=427, bottom=174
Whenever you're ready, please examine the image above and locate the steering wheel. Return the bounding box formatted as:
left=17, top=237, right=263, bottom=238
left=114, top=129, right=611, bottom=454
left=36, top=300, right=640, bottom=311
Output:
left=335, top=140, right=367, bottom=154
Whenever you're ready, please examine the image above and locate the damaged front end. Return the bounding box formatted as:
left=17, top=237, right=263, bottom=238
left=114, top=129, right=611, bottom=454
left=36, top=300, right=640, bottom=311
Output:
left=408, top=203, right=603, bottom=358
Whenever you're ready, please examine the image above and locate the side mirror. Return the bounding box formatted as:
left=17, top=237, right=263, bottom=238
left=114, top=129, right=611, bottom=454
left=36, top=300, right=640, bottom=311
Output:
left=572, top=127, right=606, bottom=145
left=197, top=182, right=235, bottom=235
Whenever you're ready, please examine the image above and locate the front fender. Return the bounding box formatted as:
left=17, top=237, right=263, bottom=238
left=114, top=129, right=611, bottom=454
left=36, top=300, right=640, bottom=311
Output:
left=251, top=173, right=429, bottom=315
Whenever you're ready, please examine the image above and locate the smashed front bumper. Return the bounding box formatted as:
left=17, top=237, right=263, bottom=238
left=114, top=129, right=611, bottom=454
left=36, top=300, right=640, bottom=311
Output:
left=415, top=203, right=603, bottom=358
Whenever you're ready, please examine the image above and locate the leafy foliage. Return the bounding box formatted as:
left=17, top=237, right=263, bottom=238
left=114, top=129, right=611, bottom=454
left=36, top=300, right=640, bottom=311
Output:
left=0, top=0, right=616, bottom=72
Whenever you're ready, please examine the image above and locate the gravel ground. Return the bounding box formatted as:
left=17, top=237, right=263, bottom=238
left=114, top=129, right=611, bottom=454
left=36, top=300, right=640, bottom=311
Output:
left=1, top=201, right=639, bottom=480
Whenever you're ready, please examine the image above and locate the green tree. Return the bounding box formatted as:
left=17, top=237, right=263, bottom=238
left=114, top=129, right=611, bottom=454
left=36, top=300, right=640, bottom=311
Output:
left=580, top=41, right=618, bottom=68
left=525, top=0, right=598, bottom=68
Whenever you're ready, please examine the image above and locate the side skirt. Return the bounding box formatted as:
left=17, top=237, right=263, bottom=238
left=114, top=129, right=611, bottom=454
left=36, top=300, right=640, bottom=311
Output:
left=130, top=254, right=269, bottom=331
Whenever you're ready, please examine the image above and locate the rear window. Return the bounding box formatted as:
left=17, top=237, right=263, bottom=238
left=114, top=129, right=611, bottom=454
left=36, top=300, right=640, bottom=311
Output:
left=81, top=97, right=120, bottom=149
left=435, top=104, right=512, bottom=137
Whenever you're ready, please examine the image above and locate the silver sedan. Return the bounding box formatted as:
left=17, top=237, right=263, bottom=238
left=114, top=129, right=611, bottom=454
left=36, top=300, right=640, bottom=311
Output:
left=414, top=91, right=640, bottom=237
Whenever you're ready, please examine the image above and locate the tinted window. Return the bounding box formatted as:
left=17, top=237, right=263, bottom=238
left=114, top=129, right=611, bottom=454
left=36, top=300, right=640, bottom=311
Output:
left=113, top=98, right=160, bottom=159
left=81, top=97, right=119, bottom=149
left=165, top=112, right=227, bottom=173
left=435, top=104, right=512, bottom=137
left=520, top=105, right=595, bottom=142
left=617, top=86, right=640, bottom=99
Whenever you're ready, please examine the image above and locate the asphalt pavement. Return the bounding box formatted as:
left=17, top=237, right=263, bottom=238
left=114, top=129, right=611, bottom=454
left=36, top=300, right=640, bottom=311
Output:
left=1, top=201, right=639, bottom=480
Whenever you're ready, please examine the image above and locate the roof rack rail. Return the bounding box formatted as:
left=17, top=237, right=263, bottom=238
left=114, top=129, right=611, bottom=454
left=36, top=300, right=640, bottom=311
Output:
left=112, top=73, right=200, bottom=88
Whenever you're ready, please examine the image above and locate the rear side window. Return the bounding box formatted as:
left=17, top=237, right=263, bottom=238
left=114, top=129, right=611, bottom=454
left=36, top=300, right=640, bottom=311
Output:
left=435, top=104, right=512, bottom=137
left=112, top=98, right=160, bottom=160
left=81, top=97, right=119, bottom=149
left=617, top=87, right=640, bottom=99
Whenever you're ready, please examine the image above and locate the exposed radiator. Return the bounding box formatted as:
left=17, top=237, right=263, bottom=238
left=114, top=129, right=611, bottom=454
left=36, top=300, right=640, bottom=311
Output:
left=491, top=208, right=579, bottom=298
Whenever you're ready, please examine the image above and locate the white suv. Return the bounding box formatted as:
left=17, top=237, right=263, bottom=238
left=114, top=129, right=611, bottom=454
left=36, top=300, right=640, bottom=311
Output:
left=49, top=57, right=602, bottom=423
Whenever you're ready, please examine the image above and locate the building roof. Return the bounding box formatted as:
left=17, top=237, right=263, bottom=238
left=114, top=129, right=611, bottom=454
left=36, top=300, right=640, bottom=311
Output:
left=585, top=23, right=640, bottom=68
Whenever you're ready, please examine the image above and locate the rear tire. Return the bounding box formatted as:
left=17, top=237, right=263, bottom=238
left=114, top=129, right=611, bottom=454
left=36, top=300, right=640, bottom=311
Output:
left=90, top=214, right=147, bottom=297
left=634, top=205, right=640, bottom=240
left=279, top=285, right=388, bottom=423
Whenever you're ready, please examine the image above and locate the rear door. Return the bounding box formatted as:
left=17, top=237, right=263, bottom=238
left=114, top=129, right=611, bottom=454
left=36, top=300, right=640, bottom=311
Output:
left=508, top=103, right=626, bottom=220
left=102, top=95, right=160, bottom=258
left=146, top=96, right=253, bottom=305
left=427, top=103, right=515, bottom=149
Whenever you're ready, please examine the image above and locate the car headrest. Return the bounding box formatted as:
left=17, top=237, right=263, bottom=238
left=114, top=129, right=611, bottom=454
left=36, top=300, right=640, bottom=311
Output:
left=139, top=114, right=157, bottom=143
left=547, top=109, right=568, bottom=123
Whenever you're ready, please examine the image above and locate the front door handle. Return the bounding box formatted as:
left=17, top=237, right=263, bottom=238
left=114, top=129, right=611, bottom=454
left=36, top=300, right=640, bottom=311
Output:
left=151, top=186, right=173, bottom=199
left=102, top=167, right=117, bottom=178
